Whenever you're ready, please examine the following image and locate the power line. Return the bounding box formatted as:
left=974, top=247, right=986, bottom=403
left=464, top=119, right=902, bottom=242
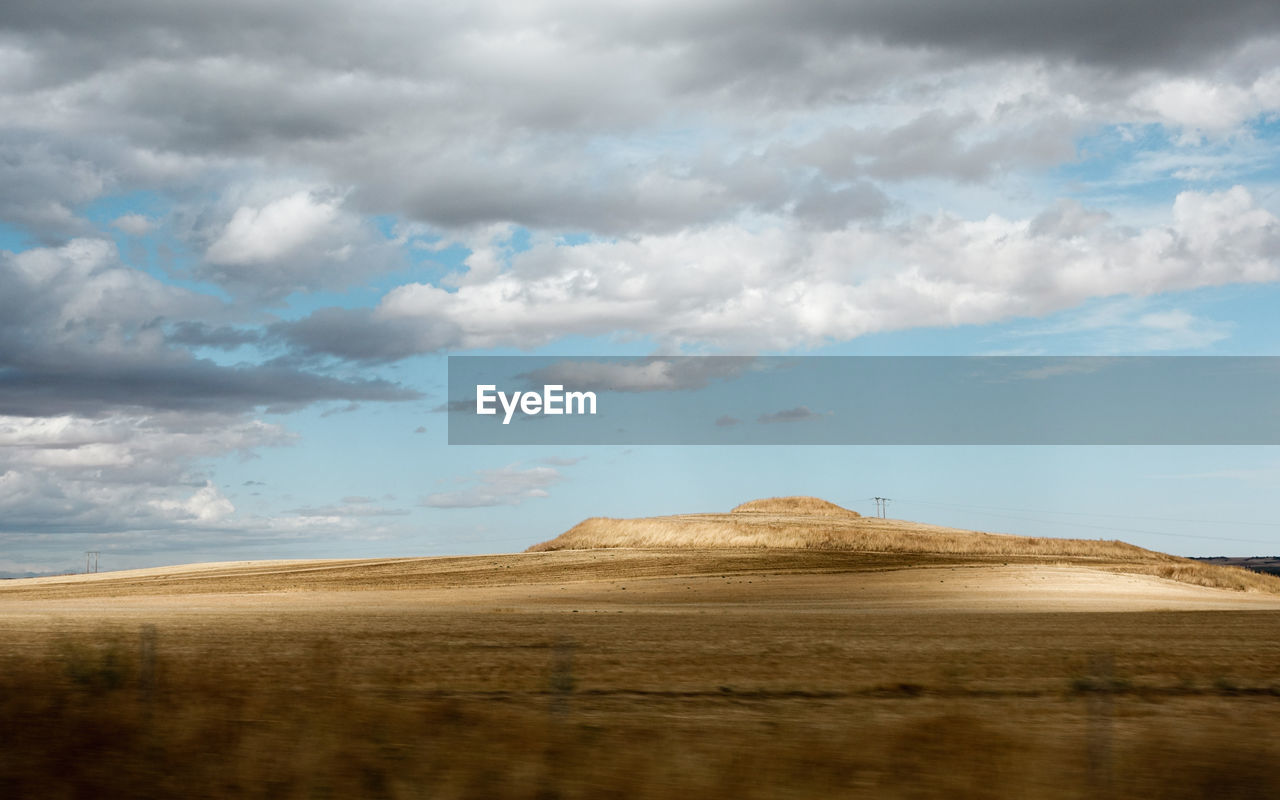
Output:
left=894, top=498, right=1277, bottom=545
left=894, top=497, right=1280, bottom=529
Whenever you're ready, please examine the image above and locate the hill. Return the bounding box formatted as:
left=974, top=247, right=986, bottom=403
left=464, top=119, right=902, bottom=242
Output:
left=1194, top=556, right=1280, bottom=576
left=731, top=496, right=860, bottom=517
left=527, top=496, right=1280, bottom=594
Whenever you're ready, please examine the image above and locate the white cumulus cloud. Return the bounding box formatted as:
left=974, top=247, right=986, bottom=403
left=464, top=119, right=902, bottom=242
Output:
left=286, top=186, right=1278, bottom=358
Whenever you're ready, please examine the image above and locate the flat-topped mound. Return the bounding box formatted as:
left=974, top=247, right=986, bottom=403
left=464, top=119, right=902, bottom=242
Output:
left=525, top=497, right=1280, bottom=594
left=731, top=496, right=860, bottom=517
left=528, top=508, right=1159, bottom=560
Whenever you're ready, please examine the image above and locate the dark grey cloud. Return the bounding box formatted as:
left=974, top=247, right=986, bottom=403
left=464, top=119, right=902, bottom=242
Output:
left=0, top=241, right=419, bottom=417
left=0, top=136, right=104, bottom=242
left=386, top=163, right=743, bottom=238
left=757, top=406, right=824, bottom=424
left=538, top=455, right=586, bottom=466
left=166, top=322, right=263, bottom=350
left=2, top=0, right=1274, bottom=251
left=642, top=0, right=1280, bottom=74
left=273, top=308, right=454, bottom=364
left=0, top=202, right=422, bottom=559
left=0, top=355, right=416, bottom=418
left=802, top=0, right=1280, bottom=70
left=6, top=1, right=1273, bottom=82
left=715, top=415, right=743, bottom=427
left=431, top=399, right=476, bottom=414
left=319, top=402, right=362, bottom=418
left=793, top=181, right=892, bottom=229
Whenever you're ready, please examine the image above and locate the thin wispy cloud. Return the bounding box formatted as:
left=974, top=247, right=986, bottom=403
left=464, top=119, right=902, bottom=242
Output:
left=758, top=407, right=826, bottom=424
left=421, top=465, right=563, bottom=509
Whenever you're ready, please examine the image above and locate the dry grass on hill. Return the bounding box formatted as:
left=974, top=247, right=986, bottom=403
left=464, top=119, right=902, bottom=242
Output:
left=731, top=495, right=861, bottom=517
left=528, top=497, right=1280, bottom=595
left=1115, top=561, right=1280, bottom=595
left=529, top=496, right=1167, bottom=562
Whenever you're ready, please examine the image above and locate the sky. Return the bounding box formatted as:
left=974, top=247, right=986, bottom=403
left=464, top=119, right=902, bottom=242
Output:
left=3, top=0, right=1280, bottom=575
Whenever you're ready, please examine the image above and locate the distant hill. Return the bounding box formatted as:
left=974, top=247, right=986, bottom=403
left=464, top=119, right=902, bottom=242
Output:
left=527, top=496, right=1280, bottom=595
left=731, top=496, right=860, bottom=517
left=529, top=495, right=1161, bottom=559
left=0, top=570, right=71, bottom=580
left=1194, top=557, right=1280, bottom=577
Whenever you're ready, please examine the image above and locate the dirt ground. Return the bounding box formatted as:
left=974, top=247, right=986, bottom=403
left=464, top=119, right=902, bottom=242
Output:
left=3, top=550, right=1280, bottom=798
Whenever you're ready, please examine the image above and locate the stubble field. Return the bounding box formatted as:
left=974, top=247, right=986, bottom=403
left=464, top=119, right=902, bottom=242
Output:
left=3, top=546, right=1280, bottom=799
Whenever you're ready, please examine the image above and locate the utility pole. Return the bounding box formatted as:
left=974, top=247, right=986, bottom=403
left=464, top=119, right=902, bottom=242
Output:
left=872, top=497, right=891, bottom=519
left=85, top=551, right=99, bottom=574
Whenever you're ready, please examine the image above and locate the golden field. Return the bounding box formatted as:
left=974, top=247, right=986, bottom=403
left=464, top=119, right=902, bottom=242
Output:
left=3, top=498, right=1280, bottom=799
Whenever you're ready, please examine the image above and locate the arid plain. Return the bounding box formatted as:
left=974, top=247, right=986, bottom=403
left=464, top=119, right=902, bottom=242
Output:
left=4, top=498, right=1280, bottom=799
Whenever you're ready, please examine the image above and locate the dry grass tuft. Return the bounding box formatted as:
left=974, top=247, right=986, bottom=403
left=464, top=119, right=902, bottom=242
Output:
left=1107, top=562, right=1280, bottom=595
left=731, top=496, right=860, bottom=517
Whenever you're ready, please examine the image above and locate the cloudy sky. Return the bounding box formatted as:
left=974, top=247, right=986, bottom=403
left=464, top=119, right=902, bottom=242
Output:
left=3, top=0, right=1280, bottom=574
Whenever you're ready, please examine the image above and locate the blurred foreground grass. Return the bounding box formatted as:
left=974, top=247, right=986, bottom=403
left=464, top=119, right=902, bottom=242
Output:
left=4, top=617, right=1280, bottom=800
